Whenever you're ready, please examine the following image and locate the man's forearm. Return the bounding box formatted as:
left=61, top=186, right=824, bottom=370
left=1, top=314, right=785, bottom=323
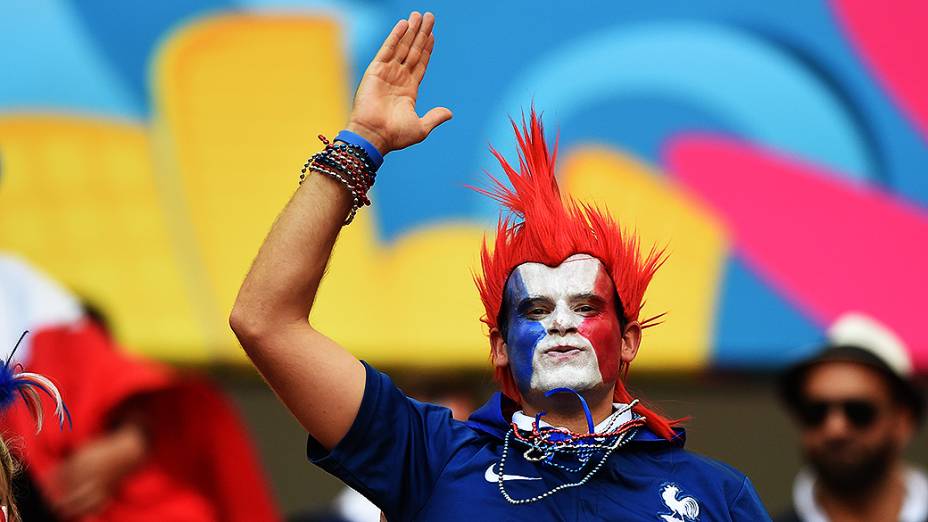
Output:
left=231, top=172, right=351, bottom=340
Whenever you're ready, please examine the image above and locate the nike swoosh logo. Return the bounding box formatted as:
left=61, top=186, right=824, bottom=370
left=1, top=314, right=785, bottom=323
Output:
left=484, top=463, right=541, bottom=483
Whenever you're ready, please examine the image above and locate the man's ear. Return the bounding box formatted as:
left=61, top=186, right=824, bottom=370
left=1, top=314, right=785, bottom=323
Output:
left=620, top=321, right=642, bottom=364
left=489, top=328, right=509, bottom=369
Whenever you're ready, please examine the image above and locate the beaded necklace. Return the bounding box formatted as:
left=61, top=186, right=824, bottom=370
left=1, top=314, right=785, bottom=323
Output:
left=495, top=396, right=645, bottom=505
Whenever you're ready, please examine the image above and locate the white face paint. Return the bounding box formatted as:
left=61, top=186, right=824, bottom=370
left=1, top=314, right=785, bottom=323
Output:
left=505, top=253, right=620, bottom=394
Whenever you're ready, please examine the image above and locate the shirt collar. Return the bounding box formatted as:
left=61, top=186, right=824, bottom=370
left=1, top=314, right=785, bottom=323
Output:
left=511, top=403, right=634, bottom=433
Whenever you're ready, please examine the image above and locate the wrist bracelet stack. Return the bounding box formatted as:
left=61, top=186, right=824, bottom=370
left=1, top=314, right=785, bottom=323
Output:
left=300, top=132, right=380, bottom=225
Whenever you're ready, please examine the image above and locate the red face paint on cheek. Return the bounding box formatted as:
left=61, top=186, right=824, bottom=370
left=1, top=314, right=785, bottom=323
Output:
left=577, top=271, right=622, bottom=384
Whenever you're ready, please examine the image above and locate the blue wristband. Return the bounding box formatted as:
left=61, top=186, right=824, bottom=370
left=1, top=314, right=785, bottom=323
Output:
left=335, top=129, right=384, bottom=170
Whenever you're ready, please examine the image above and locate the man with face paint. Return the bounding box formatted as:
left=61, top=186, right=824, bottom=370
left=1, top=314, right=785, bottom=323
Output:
left=232, top=12, right=770, bottom=521
left=506, top=255, right=620, bottom=388
left=495, top=254, right=627, bottom=428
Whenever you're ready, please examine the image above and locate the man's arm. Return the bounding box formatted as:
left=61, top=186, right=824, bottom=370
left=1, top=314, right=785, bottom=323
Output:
left=229, top=11, right=451, bottom=450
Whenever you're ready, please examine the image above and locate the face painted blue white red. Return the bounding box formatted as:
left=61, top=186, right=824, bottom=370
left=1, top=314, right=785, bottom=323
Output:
left=502, top=254, right=623, bottom=395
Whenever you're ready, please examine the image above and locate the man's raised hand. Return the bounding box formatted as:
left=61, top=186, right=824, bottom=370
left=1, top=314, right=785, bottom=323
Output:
left=231, top=13, right=450, bottom=450
left=346, top=12, right=452, bottom=154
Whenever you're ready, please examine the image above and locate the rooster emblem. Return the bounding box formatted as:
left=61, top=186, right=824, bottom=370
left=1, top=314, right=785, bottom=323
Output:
left=659, top=483, right=700, bottom=521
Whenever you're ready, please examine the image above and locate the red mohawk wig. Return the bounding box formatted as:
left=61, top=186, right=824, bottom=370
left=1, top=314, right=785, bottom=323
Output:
left=474, top=109, right=676, bottom=440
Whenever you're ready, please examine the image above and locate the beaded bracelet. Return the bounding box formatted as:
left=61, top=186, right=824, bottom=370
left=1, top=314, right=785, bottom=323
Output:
left=335, top=129, right=384, bottom=169
left=300, top=135, right=378, bottom=225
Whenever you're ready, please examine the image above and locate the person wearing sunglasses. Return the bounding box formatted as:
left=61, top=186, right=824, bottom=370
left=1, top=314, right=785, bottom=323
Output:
left=775, top=313, right=926, bottom=522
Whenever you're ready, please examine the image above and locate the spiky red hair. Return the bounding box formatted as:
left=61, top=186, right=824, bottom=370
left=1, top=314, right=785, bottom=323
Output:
left=474, top=110, right=676, bottom=440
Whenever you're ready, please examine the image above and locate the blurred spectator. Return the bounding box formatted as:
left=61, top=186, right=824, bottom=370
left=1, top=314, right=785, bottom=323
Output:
left=0, top=254, right=281, bottom=521
left=775, top=313, right=926, bottom=522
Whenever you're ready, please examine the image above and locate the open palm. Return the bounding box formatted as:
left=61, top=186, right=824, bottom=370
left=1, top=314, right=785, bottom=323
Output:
left=347, top=12, right=452, bottom=154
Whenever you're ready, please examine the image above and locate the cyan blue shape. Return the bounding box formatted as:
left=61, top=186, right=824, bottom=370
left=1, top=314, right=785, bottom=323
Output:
left=0, top=0, right=140, bottom=118
left=480, top=21, right=874, bottom=201
left=712, top=255, right=823, bottom=369
left=68, top=0, right=231, bottom=117
left=555, top=94, right=735, bottom=169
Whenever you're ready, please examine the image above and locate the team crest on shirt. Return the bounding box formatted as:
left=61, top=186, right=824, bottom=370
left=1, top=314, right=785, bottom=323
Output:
left=658, top=483, right=700, bottom=521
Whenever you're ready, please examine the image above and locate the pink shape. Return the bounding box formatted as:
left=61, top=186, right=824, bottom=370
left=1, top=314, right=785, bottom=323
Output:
left=666, top=134, right=928, bottom=372
left=831, top=0, right=928, bottom=139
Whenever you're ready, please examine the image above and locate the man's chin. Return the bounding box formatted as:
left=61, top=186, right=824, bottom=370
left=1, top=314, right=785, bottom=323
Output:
left=529, top=364, right=603, bottom=394
left=809, top=445, right=895, bottom=496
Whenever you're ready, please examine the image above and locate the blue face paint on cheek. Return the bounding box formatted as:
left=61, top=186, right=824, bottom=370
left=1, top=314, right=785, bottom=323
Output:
left=503, top=270, right=546, bottom=392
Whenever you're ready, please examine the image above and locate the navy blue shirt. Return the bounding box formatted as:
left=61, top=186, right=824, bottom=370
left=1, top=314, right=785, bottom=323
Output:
left=308, top=362, right=771, bottom=521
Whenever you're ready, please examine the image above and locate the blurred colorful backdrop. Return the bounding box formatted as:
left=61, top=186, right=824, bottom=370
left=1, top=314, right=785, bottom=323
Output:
left=2, top=0, right=926, bottom=372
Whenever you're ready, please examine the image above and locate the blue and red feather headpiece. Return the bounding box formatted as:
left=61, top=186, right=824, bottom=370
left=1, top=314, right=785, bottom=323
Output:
left=0, top=331, right=70, bottom=432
